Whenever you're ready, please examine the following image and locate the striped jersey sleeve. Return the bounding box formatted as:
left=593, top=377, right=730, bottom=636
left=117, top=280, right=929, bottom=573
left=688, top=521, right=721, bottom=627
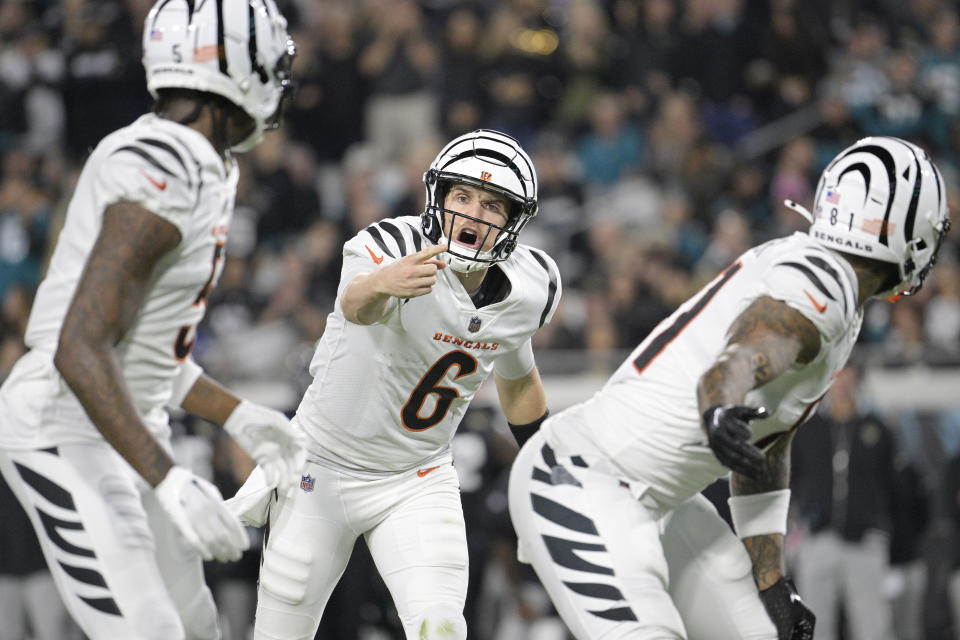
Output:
left=762, top=243, right=858, bottom=342
left=336, top=216, right=428, bottom=313
left=526, top=246, right=562, bottom=328
left=95, top=131, right=200, bottom=237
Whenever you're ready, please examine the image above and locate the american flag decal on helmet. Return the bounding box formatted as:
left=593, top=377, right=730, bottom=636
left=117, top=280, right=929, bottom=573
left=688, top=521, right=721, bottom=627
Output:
left=300, top=474, right=315, bottom=492
left=468, top=316, right=482, bottom=333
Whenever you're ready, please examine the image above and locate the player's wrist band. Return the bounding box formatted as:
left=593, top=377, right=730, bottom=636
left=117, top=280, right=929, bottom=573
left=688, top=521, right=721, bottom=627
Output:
left=728, top=489, right=790, bottom=538
left=508, top=409, right=550, bottom=448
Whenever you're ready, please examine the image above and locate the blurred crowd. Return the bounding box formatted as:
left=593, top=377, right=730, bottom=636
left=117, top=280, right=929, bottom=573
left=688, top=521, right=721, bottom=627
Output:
left=4, top=0, right=960, bottom=638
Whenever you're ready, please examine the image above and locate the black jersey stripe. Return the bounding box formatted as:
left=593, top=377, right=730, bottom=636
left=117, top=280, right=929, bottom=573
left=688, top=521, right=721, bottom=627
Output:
left=37, top=510, right=94, bottom=558
left=532, top=494, right=599, bottom=534
left=531, top=466, right=552, bottom=485
left=137, top=137, right=191, bottom=184
left=112, top=145, right=178, bottom=178
left=378, top=219, right=409, bottom=257
left=79, top=596, right=122, bottom=616
left=403, top=222, right=424, bottom=252
left=541, top=442, right=558, bottom=468
left=15, top=462, right=76, bottom=510
left=364, top=225, right=396, bottom=259
left=529, top=248, right=558, bottom=327
left=563, top=581, right=628, bottom=601
left=804, top=255, right=851, bottom=312
left=59, top=561, right=109, bottom=588
left=542, top=535, right=612, bottom=575
left=633, top=261, right=742, bottom=374
left=777, top=261, right=836, bottom=301
left=590, top=607, right=639, bottom=622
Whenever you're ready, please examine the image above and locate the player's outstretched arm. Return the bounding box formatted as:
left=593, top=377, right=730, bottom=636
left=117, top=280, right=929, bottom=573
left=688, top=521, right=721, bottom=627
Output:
left=342, top=243, right=447, bottom=325
left=55, top=203, right=247, bottom=562
left=180, top=374, right=305, bottom=497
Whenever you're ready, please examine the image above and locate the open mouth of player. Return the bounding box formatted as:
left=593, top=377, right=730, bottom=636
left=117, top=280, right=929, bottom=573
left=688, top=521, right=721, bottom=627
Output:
left=454, top=228, right=482, bottom=250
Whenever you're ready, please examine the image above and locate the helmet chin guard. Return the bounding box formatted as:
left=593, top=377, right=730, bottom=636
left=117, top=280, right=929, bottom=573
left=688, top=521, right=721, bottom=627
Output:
left=796, top=136, right=950, bottom=297
left=421, top=129, right=538, bottom=273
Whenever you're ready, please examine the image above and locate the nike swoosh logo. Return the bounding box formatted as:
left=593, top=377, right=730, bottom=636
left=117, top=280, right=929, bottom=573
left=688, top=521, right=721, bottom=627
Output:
left=417, top=465, right=440, bottom=478
left=365, top=245, right=384, bottom=264
left=139, top=169, right=167, bottom=191
left=803, top=289, right=827, bottom=313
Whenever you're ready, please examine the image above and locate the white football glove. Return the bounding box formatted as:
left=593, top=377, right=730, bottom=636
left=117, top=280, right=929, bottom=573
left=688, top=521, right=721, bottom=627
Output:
left=155, top=466, right=249, bottom=562
left=223, top=399, right=306, bottom=497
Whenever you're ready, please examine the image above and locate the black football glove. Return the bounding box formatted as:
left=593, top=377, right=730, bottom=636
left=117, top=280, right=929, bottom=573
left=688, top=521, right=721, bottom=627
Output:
left=702, top=404, right=768, bottom=479
left=759, top=577, right=816, bottom=640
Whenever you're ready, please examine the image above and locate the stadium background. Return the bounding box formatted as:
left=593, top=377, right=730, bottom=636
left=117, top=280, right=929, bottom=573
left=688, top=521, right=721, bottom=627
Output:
left=2, top=0, right=960, bottom=638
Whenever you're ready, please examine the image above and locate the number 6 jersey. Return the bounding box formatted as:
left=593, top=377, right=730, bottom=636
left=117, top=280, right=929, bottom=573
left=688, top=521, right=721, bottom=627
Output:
left=294, top=216, right=561, bottom=474
left=0, top=114, right=236, bottom=449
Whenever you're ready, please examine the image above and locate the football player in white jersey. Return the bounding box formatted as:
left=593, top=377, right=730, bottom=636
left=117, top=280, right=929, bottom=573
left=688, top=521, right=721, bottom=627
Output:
left=508, top=136, right=950, bottom=640
left=0, top=2, right=306, bottom=639
left=229, top=129, right=562, bottom=639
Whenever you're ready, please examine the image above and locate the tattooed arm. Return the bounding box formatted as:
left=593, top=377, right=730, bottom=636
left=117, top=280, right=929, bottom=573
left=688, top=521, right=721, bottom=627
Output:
left=731, top=434, right=794, bottom=588
left=696, top=295, right=820, bottom=589
left=697, top=295, right=821, bottom=412
left=54, top=202, right=181, bottom=487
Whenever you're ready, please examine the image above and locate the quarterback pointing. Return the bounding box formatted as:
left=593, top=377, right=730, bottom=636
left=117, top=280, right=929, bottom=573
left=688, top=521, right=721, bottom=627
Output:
left=508, top=136, right=950, bottom=639
left=230, top=129, right=561, bottom=639
left=0, top=2, right=304, bottom=639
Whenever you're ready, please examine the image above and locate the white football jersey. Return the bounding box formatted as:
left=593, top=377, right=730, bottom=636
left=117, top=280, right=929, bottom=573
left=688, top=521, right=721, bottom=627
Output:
left=545, top=232, right=863, bottom=509
left=296, top=215, right=561, bottom=474
left=0, top=114, right=236, bottom=448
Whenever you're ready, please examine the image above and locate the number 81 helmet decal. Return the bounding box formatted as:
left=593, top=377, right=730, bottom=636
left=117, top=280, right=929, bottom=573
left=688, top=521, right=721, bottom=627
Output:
left=422, top=129, right=538, bottom=273
left=789, top=136, right=951, bottom=296
left=142, top=0, right=296, bottom=152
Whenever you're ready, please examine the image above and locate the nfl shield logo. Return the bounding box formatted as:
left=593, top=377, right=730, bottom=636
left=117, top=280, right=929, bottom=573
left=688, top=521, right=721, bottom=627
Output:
left=468, top=316, right=481, bottom=333
left=300, top=474, right=315, bottom=492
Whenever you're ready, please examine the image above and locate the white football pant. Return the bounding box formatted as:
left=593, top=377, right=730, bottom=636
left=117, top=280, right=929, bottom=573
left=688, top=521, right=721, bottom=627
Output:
left=508, top=431, right=778, bottom=640
left=252, top=459, right=468, bottom=639
left=0, top=443, right=219, bottom=640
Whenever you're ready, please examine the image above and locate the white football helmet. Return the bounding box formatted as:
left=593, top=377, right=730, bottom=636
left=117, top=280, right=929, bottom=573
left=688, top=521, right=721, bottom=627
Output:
left=788, top=136, right=950, bottom=296
left=142, top=0, right=295, bottom=152
left=422, top=129, right=538, bottom=273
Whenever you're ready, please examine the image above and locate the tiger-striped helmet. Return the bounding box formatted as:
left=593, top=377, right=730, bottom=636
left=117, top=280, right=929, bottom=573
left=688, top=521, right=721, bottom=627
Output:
left=142, top=0, right=296, bottom=152
left=800, top=136, right=950, bottom=296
